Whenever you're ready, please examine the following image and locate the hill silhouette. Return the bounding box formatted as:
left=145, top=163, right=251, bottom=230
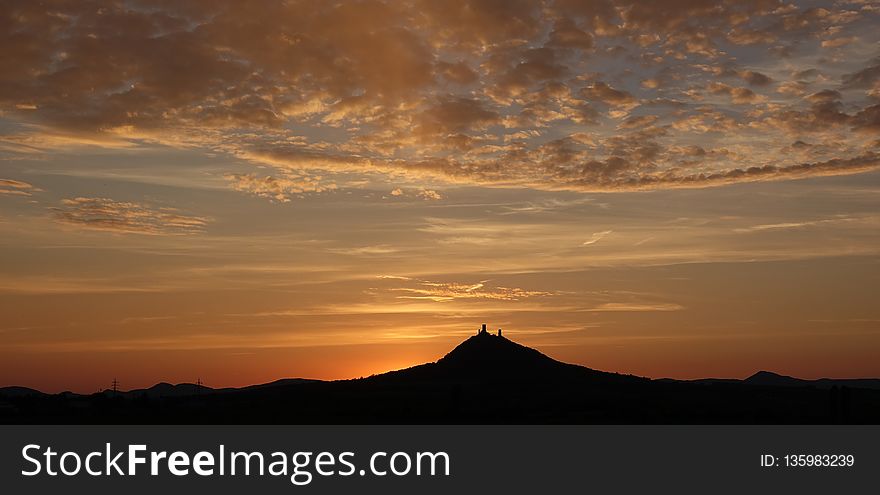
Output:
left=439, top=331, right=568, bottom=373
left=121, top=382, right=209, bottom=399
left=744, top=371, right=880, bottom=390
left=437, top=331, right=608, bottom=378
left=373, top=330, right=629, bottom=383
left=2, top=329, right=879, bottom=424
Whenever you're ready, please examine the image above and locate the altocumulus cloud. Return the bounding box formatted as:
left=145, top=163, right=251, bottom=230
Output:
left=1, top=1, right=880, bottom=194
left=226, top=173, right=338, bottom=202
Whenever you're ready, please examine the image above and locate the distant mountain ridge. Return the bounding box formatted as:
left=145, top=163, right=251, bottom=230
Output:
left=743, top=370, right=880, bottom=390
left=2, top=330, right=880, bottom=424
left=0, top=378, right=319, bottom=399
left=3, top=336, right=879, bottom=398
left=0, top=386, right=44, bottom=398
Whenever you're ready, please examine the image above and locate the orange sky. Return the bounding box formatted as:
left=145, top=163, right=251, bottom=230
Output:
left=2, top=0, right=880, bottom=393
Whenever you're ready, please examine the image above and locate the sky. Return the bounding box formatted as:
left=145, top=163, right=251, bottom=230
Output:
left=1, top=0, right=880, bottom=393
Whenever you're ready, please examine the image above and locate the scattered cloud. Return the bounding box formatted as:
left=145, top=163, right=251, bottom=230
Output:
left=0, top=179, right=39, bottom=197
left=51, top=197, right=209, bottom=235
left=418, top=189, right=444, bottom=201
left=842, top=59, right=880, bottom=89
left=387, top=188, right=444, bottom=200
left=226, top=173, right=337, bottom=202
left=582, top=82, right=637, bottom=107
left=617, top=114, right=659, bottom=130
left=821, top=36, right=855, bottom=48
left=707, top=82, right=764, bottom=104
left=0, top=1, right=878, bottom=194
left=739, top=70, right=773, bottom=87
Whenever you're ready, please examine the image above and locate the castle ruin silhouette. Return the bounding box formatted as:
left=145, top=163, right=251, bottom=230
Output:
left=476, top=323, right=502, bottom=337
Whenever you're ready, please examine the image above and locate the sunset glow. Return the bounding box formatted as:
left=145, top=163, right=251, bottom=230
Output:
left=2, top=0, right=880, bottom=393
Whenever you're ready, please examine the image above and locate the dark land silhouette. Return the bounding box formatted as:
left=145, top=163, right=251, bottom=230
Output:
left=2, top=327, right=879, bottom=424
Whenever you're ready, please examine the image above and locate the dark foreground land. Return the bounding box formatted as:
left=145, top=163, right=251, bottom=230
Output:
left=2, top=332, right=879, bottom=424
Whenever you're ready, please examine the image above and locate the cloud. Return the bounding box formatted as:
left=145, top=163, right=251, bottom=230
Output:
left=1, top=0, right=879, bottom=195
left=733, top=215, right=873, bottom=233
left=851, top=105, right=880, bottom=133
left=376, top=275, right=412, bottom=281
left=51, top=197, right=209, bottom=235
left=436, top=61, right=479, bottom=85
left=842, top=59, right=880, bottom=89
left=617, top=114, right=659, bottom=130
left=821, top=36, right=856, bottom=48
left=581, top=82, right=637, bottom=107
left=531, top=151, right=880, bottom=192
left=416, top=97, right=501, bottom=136
left=418, top=189, right=444, bottom=201
left=0, top=179, right=39, bottom=197
left=547, top=18, right=594, bottom=49
left=226, top=173, right=337, bottom=202
left=707, top=82, right=763, bottom=104
left=328, top=245, right=400, bottom=256
left=387, top=188, right=444, bottom=200
left=760, top=90, right=851, bottom=133
left=385, top=278, right=556, bottom=302
left=585, top=302, right=684, bottom=312
left=582, top=230, right=613, bottom=246
left=739, top=70, right=773, bottom=86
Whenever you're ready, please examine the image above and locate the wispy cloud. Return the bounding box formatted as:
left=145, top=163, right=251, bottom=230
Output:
left=584, top=302, right=684, bottom=312
left=0, top=179, right=40, bottom=197
left=384, top=278, right=557, bottom=303
left=0, top=275, right=166, bottom=294
left=51, top=197, right=209, bottom=235
left=582, top=230, right=613, bottom=246
left=328, top=245, right=401, bottom=256
left=733, top=215, right=874, bottom=233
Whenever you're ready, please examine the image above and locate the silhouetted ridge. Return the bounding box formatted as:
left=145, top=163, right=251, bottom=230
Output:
left=4, top=327, right=880, bottom=424
left=125, top=382, right=209, bottom=398
left=745, top=371, right=804, bottom=387
left=0, top=386, right=45, bottom=398
left=744, top=371, right=880, bottom=390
